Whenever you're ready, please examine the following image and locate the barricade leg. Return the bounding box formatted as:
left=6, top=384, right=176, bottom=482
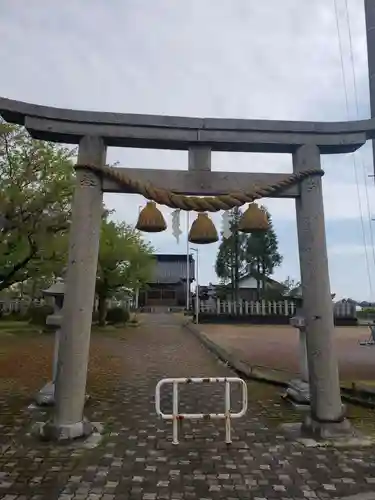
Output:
left=172, top=381, right=179, bottom=445
left=224, top=380, right=232, bottom=444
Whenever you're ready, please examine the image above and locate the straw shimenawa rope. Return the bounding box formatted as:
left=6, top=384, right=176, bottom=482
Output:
left=76, top=163, right=323, bottom=212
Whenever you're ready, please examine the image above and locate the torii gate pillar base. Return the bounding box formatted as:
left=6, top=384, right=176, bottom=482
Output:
left=280, top=417, right=362, bottom=445
left=301, top=415, right=353, bottom=439
left=31, top=419, right=101, bottom=442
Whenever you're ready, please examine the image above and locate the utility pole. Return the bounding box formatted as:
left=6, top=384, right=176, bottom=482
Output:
left=233, top=207, right=240, bottom=314
left=186, top=212, right=190, bottom=311
left=365, top=0, right=375, bottom=178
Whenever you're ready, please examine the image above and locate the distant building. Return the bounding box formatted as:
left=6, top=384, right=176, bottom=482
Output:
left=196, top=274, right=284, bottom=302
left=139, top=254, right=195, bottom=308
left=233, top=272, right=284, bottom=301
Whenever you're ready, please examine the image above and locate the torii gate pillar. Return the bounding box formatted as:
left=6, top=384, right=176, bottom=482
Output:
left=35, top=136, right=105, bottom=440
left=293, top=145, right=349, bottom=438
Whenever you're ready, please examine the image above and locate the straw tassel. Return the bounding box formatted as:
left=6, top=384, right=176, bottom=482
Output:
left=136, top=201, right=167, bottom=233
left=238, top=203, right=269, bottom=233
left=188, top=213, right=219, bottom=244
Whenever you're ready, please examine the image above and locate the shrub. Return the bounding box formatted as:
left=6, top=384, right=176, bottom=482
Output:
left=106, top=307, right=129, bottom=324
left=27, top=304, right=54, bottom=326
left=362, top=307, right=375, bottom=314
left=92, top=309, right=99, bottom=323
left=0, top=310, right=27, bottom=321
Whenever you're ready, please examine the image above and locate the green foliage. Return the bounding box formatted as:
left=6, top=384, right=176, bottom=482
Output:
left=0, top=310, right=26, bottom=321
left=92, top=309, right=99, bottom=323
left=361, top=307, right=375, bottom=313
left=96, top=214, right=155, bottom=325
left=263, top=276, right=301, bottom=300
left=357, top=307, right=375, bottom=320
left=215, top=208, right=248, bottom=300
left=279, top=277, right=301, bottom=297
left=216, top=206, right=282, bottom=300
left=27, top=304, right=54, bottom=326
left=0, top=123, right=74, bottom=291
left=106, top=307, right=130, bottom=324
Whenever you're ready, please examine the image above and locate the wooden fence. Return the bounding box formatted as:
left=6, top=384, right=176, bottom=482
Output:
left=0, top=297, right=357, bottom=319
left=0, top=297, right=132, bottom=315
left=0, top=298, right=45, bottom=314
left=198, top=299, right=356, bottom=318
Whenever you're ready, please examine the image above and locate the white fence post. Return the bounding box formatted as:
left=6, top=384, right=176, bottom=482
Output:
left=198, top=298, right=357, bottom=320
left=261, top=300, right=266, bottom=315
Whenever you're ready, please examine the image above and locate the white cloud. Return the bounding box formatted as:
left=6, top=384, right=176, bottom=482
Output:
left=329, top=243, right=375, bottom=257
left=1, top=0, right=374, bottom=299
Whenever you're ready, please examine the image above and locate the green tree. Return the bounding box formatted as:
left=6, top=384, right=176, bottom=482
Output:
left=0, top=123, right=74, bottom=291
left=263, top=276, right=300, bottom=300
left=280, top=276, right=301, bottom=297
left=96, top=216, right=155, bottom=325
left=245, top=207, right=282, bottom=299
left=215, top=208, right=248, bottom=302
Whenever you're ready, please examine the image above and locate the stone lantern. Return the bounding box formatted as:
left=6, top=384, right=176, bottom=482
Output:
left=284, top=291, right=311, bottom=407
left=285, top=290, right=337, bottom=408
left=34, top=278, right=65, bottom=406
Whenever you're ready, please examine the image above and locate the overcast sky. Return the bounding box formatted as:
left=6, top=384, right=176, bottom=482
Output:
left=1, top=0, right=375, bottom=300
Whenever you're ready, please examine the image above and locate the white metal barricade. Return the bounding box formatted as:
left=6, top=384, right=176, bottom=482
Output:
left=155, top=377, right=248, bottom=445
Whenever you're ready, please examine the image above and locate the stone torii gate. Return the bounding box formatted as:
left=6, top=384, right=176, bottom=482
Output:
left=1, top=98, right=374, bottom=442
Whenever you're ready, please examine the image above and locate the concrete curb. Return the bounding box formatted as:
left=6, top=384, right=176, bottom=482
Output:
left=183, top=321, right=287, bottom=387
left=183, top=321, right=375, bottom=408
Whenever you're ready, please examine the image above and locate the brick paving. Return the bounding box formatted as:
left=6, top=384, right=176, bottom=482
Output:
left=1, top=314, right=375, bottom=499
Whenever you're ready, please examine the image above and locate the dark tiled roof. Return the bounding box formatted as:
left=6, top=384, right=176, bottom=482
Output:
left=155, top=254, right=194, bottom=262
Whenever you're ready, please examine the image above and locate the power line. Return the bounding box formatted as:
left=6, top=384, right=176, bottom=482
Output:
left=342, top=0, right=375, bottom=279
left=333, top=0, right=373, bottom=298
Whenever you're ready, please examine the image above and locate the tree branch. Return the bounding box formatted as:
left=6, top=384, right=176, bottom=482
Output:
left=0, top=236, right=37, bottom=290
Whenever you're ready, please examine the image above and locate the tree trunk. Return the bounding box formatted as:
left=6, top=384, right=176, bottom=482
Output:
left=230, top=250, right=235, bottom=303
left=98, top=294, right=108, bottom=326
left=261, top=258, right=266, bottom=299
left=234, top=225, right=239, bottom=314
left=30, top=279, right=37, bottom=302
left=256, top=260, right=261, bottom=300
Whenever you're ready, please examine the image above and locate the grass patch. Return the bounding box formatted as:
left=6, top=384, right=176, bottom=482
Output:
left=345, top=402, right=375, bottom=435
left=0, top=320, right=30, bottom=329
left=0, top=319, right=140, bottom=338
left=92, top=321, right=140, bottom=338
left=91, top=324, right=128, bottom=337
left=355, top=380, right=375, bottom=386
left=0, top=320, right=42, bottom=336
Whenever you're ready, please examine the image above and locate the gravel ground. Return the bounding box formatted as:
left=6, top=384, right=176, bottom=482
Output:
left=201, top=324, right=375, bottom=381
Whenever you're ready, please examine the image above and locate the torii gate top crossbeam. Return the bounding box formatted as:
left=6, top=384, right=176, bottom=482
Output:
left=0, top=97, right=374, bottom=154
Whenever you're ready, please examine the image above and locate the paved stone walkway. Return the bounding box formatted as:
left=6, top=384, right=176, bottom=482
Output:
left=1, top=314, right=375, bottom=499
